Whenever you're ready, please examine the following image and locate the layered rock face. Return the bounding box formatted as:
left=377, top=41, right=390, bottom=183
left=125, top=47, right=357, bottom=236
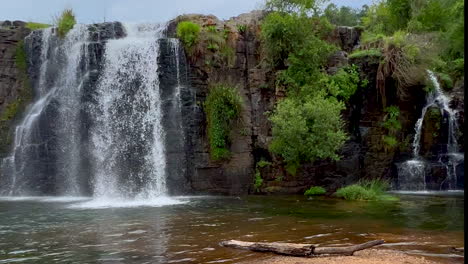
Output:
left=0, top=21, right=31, bottom=156
left=170, top=14, right=464, bottom=194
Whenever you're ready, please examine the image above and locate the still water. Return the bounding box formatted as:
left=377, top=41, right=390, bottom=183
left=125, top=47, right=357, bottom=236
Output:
left=0, top=193, right=464, bottom=263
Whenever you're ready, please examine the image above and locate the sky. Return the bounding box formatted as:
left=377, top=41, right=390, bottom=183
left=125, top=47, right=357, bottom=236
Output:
left=1, top=0, right=372, bottom=24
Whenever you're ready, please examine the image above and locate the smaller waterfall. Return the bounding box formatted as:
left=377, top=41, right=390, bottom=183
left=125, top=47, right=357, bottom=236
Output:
left=397, top=70, right=463, bottom=190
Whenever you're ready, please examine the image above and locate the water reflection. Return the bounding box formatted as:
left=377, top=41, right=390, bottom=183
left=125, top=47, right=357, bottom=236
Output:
left=0, top=194, right=464, bottom=263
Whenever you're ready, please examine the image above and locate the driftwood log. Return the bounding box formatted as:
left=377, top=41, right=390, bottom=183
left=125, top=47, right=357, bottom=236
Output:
left=220, top=239, right=384, bottom=257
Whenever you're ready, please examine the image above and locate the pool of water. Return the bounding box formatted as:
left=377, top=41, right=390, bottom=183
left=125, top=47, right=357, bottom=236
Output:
left=0, top=193, right=464, bottom=263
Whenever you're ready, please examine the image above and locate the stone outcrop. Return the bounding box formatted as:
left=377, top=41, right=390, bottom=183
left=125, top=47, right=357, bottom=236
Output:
left=0, top=22, right=31, bottom=156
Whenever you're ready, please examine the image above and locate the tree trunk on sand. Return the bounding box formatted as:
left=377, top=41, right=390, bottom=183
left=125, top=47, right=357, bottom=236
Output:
left=220, top=239, right=384, bottom=257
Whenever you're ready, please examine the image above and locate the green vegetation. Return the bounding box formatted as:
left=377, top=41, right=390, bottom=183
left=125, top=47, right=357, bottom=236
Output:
left=237, top=24, right=247, bottom=34
left=204, top=84, right=242, bottom=160
left=25, top=22, right=51, bottom=30
left=335, top=179, right=397, bottom=201
left=176, top=21, right=201, bottom=48
left=381, top=106, right=402, bottom=152
left=14, top=41, right=27, bottom=72
left=348, top=49, right=382, bottom=59
left=254, top=170, right=263, bottom=192
left=177, top=20, right=235, bottom=67
left=56, top=9, right=76, bottom=38
left=257, top=160, right=272, bottom=168
left=304, top=186, right=326, bottom=196
left=323, top=3, right=367, bottom=26
left=269, top=92, right=347, bottom=175
left=359, top=0, right=464, bottom=101
left=261, top=0, right=368, bottom=175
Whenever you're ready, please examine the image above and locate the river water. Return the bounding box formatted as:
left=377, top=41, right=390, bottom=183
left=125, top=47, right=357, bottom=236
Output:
left=0, top=193, right=464, bottom=263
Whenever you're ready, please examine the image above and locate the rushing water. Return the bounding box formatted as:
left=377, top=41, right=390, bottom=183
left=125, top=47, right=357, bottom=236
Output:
left=0, top=194, right=463, bottom=264
left=397, top=70, right=464, bottom=191
left=0, top=23, right=188, bottom=200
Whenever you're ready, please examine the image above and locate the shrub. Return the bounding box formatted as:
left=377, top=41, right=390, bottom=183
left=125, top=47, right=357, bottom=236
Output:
left=269, top=92, right=347, bottom=175
left=56, top=9, right=76, bottom=38
left=254, top=170, right=263, bottom=192
left=237, top=24, right=247, bottom=34
left=204, top=84, right=242, bottom=160
left=348, top=49, right=382, bottom=59
left=322, top=65, right=361, bottom=101
left=304, top=186, right=326, bottom=196
left=176, top=21, right=201, bottom=48
left=26, top=22, right=50, bottom=30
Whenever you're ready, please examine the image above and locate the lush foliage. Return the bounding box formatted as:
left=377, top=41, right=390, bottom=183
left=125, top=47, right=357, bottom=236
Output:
left=304, top=186, right=326, bottom=196
left=25, top=22, right=50, bottom=30
left=361, top=0, right=464, bottom=90
left=380, top=106, right=401, bottom=152
left=204, top=84, right=242, bottom=160
left=56, top=9, right=76, bottom=38
left=323, top=3, right=367, bottom=26
left=269, top=93, right=347, bottom=175
left=322, top=65, right=361, bottom=101
left=335, top=179, right=396, bottom=201
left=176, top=21, right=201, bottom=48
left=262, top=0, right=368, bottom=174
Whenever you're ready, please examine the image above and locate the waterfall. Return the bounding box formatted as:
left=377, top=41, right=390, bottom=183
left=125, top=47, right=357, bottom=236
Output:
left=1, top=25, right=91, bottom=195
left=397, top=70, right=464, bottom=190
left=0, top=22, right=189, bottom=202
left=90, top=23, right=167, bottom=199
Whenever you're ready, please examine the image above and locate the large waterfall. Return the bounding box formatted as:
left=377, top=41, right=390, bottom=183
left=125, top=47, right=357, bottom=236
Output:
left=397, top=70, right=464, bottom=191
left=0, top=23, right=191, bottom=201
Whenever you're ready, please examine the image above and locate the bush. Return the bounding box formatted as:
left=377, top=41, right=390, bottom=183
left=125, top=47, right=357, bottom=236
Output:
left=322, top=65, right=361, bottom=101
left=176, top=21, right=201, bottom=48
left=254, top=170, right=263, bottom=192
left=204, top=84, right=242, bottom=160
left=56, top=9, right=76, bottom=38
left=26, top=22, right=50, bottom=30
left=304, top=186, right=326, bottom=196
left=269, top=92, right=347, bottom=175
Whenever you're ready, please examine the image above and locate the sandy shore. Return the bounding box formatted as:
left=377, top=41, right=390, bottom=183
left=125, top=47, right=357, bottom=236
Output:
left=243, top=249, right=445, bottom=264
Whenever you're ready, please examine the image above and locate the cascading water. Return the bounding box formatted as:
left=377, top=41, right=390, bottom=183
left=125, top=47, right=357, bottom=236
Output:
left=397, top=70, right=464, bottom=190
left=90, top=23, right=167, bottom=199
left=0, top=22, right=190, bottom=204
left=1, top=25, right=91, bottom=195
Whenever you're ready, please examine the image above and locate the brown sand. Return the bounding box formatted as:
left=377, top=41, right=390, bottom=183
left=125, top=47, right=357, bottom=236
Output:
left=242, top=249, right=443, bottom=264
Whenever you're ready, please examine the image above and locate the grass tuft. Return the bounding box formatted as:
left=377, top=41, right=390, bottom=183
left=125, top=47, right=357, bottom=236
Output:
left=304, top=186, right=326, bottom=196
left=56, top=9, right=76, bottom=38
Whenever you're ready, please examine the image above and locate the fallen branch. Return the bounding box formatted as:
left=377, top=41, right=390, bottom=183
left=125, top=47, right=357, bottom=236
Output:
left=220, top=239, right=384, bottom=257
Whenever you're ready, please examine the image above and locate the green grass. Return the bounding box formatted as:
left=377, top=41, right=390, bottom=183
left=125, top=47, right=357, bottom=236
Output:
left=348, top=48, right=382, bottom=59
left=334, top=179, right=397, bottom=201
left=25, top=22, right=50, bottom=30
left=56, top=9, right=76, bottom=38
left=304, top=186, right=326, bottom=196
left=176, top=21, right=201, bottom=48
left=204, top=84, right=242, bottom=160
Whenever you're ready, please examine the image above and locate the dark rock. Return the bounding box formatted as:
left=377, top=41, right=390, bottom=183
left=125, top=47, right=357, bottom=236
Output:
left=328, top=26, right=363, bottom=52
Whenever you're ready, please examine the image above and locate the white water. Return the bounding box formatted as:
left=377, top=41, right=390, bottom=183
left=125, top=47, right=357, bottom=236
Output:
left=1, top=25, right=90, bottom=195
left=398, top=70, right=463, bottom=190
left=90, top=23, right=168, bottom=199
